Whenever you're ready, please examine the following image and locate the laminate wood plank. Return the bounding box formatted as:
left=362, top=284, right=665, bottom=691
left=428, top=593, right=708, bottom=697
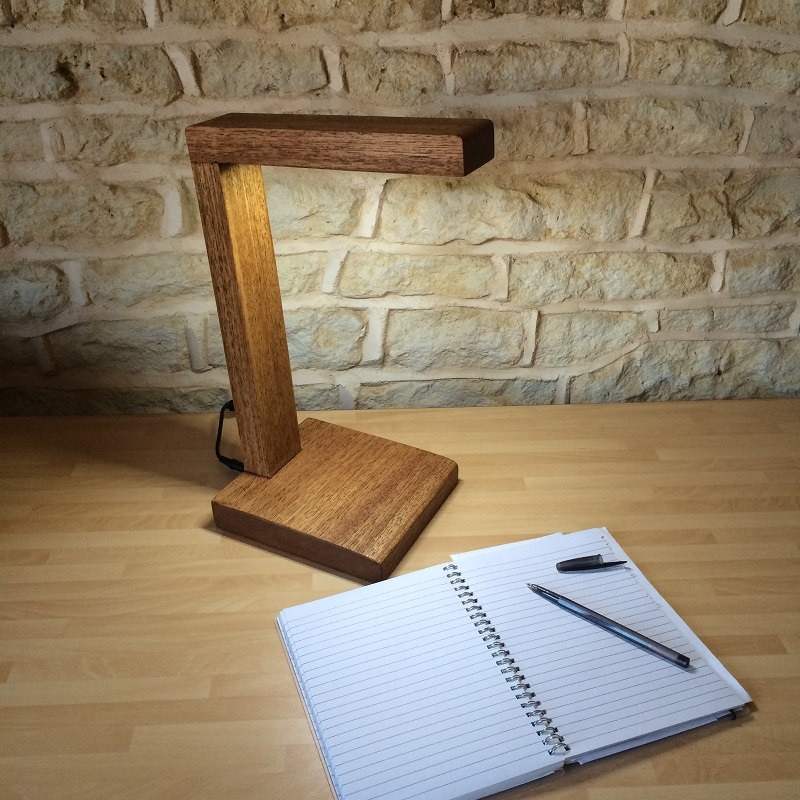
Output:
left=0, top=399, right=798, bottom=799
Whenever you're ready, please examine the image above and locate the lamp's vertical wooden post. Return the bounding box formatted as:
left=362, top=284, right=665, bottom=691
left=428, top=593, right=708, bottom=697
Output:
left=191, top=160, right=300, bottom=476
left=186, top=114, right=494, bottom=581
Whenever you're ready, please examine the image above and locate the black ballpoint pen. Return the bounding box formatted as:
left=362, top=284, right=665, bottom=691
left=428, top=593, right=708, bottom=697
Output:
left=528, top=583, right=691, bottom=668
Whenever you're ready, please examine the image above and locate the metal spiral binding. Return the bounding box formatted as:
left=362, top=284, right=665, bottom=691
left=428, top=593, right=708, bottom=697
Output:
left=444, top=565, right=569, bottom=756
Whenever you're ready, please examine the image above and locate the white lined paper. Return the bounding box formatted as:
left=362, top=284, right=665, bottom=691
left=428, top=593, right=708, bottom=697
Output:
left=278, top=564, right=558, bottom=800
left=278, top=528, right=751, bottom=800
left=453, top=528, right=750, bottom=760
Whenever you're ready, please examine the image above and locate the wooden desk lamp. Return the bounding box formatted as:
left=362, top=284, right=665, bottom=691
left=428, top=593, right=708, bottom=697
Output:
left=186, top=114, right=494, bottom=581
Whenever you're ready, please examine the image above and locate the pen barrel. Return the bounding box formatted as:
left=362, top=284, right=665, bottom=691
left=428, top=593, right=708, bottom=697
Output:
left=560, top=598, right=690, bottom=668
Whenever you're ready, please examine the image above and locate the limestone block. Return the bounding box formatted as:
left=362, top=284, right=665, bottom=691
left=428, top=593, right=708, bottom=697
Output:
left=726, top=247, right=800, bottom=296
left=588, top=97, right=744, bottom=155
left=748, top=108, right=800, bottom=156
left=492, top=105, right=575, bottom=159
left=0, top=263, right=69, bottom=322
left=0, top=46, right=75, bottom=102
left=587, top=97, right=741, bottom=155
left=357, top=377, right=558, bottom=408
left=194, top=40, right=327, bottom=97
left=742, top=0, right=800, bottom=33
left=48, top=317, right=191, bottom=373
left=377, top=178, right=544, bottom=245
left=645, top=171, right=733, bottom=243
left=571, top=339, right=800, bottom=402
left=454, top=41, right=618, bottom=93
left=83, top=254, right=211, bottom=308
left=285, top=307, right=366, bottom=369
left=631, top=38, right=800, bottom=94
left=276, top=252, right=329, bottom=294
left=338, top=253, right=496, bottom=298
left=625, top=0, right=728, bottom=21
left=160, top=0, right=277, bottom=27
left=534, top=311, right=647, bottom=366
left=452, top=1, right=607, bottom=20
left=295, top=383, right=342, bottom=410
left=0, top=121, right=44, bottom=161
left=660, top=303, right=795, bottom=333
left=528, top=172, right=642, bottom=241
left=378, top=173, right=641, bottom=244
left=0, top=181, right=164, bottom=245
left=278, top=0, right=441, bottom=30
left=264, top=168, right=365, bottom=237
left=0, top=334, right=37, bottom=370
left=51, top=44, right=182, bottom=105
left=342, top=48, right=443, bottom=104
left=385, top=308, right=524, bottom=369
left=510, top=252, right=714, bottom=305
left=49, top=116, right=195, bottom=165
left=629, top=38, right=732, bottom=86
left=727, top=170, right=800, bottom=239
left=5, top=0, right=145, bottom=27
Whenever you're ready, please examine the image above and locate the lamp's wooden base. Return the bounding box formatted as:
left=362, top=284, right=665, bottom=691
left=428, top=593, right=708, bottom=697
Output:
left=211, top=418, right=458, bottom=581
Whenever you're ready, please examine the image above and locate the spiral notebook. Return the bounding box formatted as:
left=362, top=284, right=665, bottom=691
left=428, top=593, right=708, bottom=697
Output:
left=276, top=527, right=750, bottom=800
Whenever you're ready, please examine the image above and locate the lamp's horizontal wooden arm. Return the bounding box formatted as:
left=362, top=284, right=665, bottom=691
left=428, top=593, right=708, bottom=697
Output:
left=186, top=113, right=494, bottom=175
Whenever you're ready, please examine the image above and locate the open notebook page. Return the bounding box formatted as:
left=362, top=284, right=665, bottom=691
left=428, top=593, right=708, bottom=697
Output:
left=453, top=528, right=750, bottom=762
left=277, top=564, right=560, bottom=800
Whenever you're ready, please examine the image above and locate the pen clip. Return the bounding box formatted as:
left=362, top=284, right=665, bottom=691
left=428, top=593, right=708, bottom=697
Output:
left=556, top=554, right=628, bottom=572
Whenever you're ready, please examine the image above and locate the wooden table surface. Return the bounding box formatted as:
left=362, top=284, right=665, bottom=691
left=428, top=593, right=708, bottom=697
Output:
left=1, top=399, right=798, bottom=800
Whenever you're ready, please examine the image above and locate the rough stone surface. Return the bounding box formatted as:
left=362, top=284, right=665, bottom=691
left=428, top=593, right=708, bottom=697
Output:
left=645, top=171, right=734, bottom=243
left=727, top=170, right=800, bottom=239
left=160, top=0, right=277, bottom=28
left=0, top=121, right=44, bottom=161
left=571, top=339, right=800, bottom=402
left=624, top=0, right=728, bottom=21
left=195, top=40, right=328, bottom=97
left=659, top=303, right=795, bottom=333
left=4, top=0, right=146, bottom=27
left=0, top=263, right=69, bottom=322
left=377, top=178, right=544, bottom=244
left=1, top=1, right=798, bottom=414
left=628, top=38, right=800, bottom=93
left=285, top=307, right=366, bottom=369
left=342, top=48, right=443, bottom=104
left=748, top=108, right=800, bottom=156
left=453, top=1, right=608, bottom=20
left=535, top=311, right=648, bottom=367
left=339, top=253, right=496, bottom=298
left=277, top=252, right=329, bottom=295
left=385, top=308, right=524, bottom=369
left=278, top=0, right=441, bottom=30
left=48, top=116, right=196, bottom=165
left=511, top=252, right=714, bottom=305
left=492, top=105, right=576, bottom=160
left=0, top=181, right=164, bottom=245
left=587, top=98, right=742, bottom=155
left=357, top=377, right=558, bottom=408
left=83, top=254, right=211, bottom=308
left=454, top=41, right=618, bottom=93
left=726, top=247, right=800, bottom=296
left=743, top=0, right=800, bottom=33
left=265, top=168, right=365, bottom=238
left=48, top=318, right=190, bottom=373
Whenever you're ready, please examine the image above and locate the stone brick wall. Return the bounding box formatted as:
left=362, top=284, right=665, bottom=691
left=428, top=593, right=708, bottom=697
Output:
left=1, top=0, right=798, bottom=413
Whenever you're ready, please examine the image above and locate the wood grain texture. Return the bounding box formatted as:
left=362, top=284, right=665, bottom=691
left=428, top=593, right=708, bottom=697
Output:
left=1, top=400, right=798, bottom=800
left=185, top=113, right=495, bottom=174
left=212, top=418, right=458, bottom=581
left=191, top=160, right=300, bottom=476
